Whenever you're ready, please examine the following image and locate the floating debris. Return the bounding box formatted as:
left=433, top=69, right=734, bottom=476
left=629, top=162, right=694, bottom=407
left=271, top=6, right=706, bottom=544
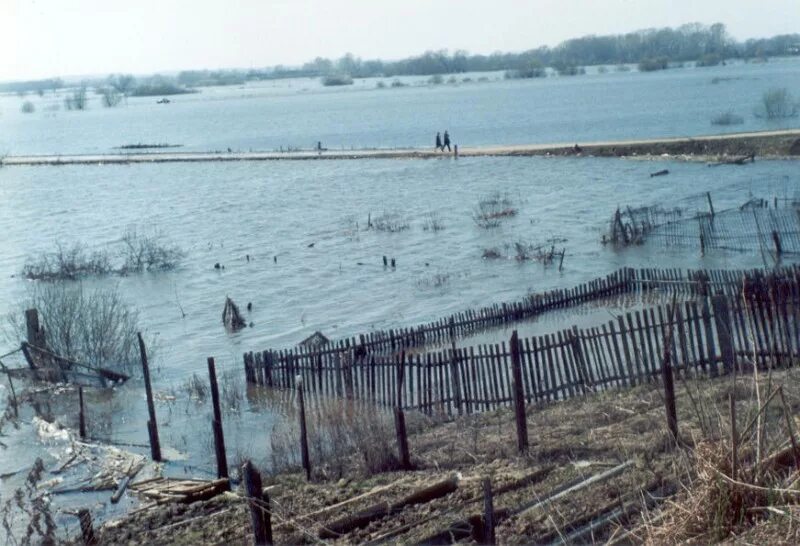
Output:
left=222, top=297, right=246, bottom=331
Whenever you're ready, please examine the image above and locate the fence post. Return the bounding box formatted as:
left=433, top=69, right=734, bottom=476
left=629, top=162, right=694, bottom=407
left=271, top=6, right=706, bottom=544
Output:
left=207, top=357, right=229, bottom=484
left=77, top=509, right=96, bottom=545
left=394, top=407, right=412, bottom=470
left=138, top=332, right=161, bottom=461
left=482, top=478, right=496, bottom=545
left=78, top=386, right=86, bottom=439
left=772, top=230, right=783, bottom=257
left=297, top=376, right=311, bottom=480
left=661, top=305, right=679, bottom=444
left=243, top=460, right=272, bottom=546
left=510, top=331, right=529, bottom=453
left=450, top=345, right=463, bottom=417
left=706, top=191, right=715, bottom=218
left=711, top=296, right=736, bottom=374
left=25, top=308, right=46, bottom=348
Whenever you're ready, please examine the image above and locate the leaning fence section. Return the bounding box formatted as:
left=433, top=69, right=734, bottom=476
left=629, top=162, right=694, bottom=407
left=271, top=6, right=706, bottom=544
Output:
left=244, top=268, right=800, bottom=418
left=247, top=264, right=800, bottom=362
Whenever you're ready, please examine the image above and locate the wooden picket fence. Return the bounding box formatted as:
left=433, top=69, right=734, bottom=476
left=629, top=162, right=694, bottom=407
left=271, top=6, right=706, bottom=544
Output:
left=243, top=267, right=800, bottom=418
left=245, top=265, right=800, bottom=364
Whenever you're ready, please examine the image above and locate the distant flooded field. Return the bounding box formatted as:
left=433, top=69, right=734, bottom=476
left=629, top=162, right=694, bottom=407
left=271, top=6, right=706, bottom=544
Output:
left=2, top=58, right=800, bottom=155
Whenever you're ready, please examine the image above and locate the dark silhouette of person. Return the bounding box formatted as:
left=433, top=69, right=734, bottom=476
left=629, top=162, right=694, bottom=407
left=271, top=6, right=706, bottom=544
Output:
left=443, top=130, right=451, bottom=152
left=435, top=132, right=442, bottom=151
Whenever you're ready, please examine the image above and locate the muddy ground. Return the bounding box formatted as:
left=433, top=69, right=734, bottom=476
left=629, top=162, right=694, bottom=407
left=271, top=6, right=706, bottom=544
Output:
left=77, top=365, right=800, bottom=545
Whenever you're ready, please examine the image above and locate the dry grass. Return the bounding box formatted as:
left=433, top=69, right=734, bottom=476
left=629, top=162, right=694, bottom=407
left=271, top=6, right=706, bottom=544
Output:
left=270, top=398, right=405, bottom=479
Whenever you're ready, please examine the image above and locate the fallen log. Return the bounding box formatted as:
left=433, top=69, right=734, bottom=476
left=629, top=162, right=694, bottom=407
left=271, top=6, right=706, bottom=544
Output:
left=514, top=460, right=634, bottom=517
left=365, top=467, right=553, bottom=546
left=650, top=169, right=669, bottom=177
left=280, top=479, right=407, bottom=530
left=319, top=474, right=459, bottom=539
left=417, top=463, right=637, bottom=545
left=533, top=481, right=675, bottom=545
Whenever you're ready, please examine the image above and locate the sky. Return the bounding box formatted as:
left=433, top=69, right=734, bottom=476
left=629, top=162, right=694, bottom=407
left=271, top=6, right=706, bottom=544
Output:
left=2, top=0, right=799, bottom=81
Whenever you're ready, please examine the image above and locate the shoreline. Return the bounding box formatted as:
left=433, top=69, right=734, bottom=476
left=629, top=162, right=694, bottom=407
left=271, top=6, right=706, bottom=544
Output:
left=3, top=128, right=799, bottom=166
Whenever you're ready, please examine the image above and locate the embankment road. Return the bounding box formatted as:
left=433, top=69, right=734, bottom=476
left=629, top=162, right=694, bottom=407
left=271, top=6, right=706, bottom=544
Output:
left=3, top=129, right=799, bottom=166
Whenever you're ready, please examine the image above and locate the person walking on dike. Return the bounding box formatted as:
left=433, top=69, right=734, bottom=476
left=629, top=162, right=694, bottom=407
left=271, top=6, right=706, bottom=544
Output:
left=443, top=130, right=451, bottom=152
left=435, top=132, right=443, bottom=152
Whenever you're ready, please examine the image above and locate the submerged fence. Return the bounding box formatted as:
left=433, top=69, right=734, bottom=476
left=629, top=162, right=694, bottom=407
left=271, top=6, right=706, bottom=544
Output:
left=248, top=264, right=799, bottom=362
left=613, top=195, right=800, bottom=254
left=244, top=267, right=800, bottom=418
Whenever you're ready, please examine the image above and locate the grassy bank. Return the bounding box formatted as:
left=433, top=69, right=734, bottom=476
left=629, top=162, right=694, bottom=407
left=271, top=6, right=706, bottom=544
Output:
left=79, top=363, right=800, bottom=545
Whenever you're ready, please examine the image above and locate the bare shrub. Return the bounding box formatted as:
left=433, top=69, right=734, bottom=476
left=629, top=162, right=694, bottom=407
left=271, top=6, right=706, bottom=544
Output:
left=270, top=399, right=399, bottom=479
left=99, top=87, right=122, bottom=107
left=119, top=227, right=184, bottom=273
left=710, top=111, right=744, bottom=126
left=64, top=86, right=88, bottom=111
left=219, top=368, right=244, bottom=413
left=184, top=373, right=208, bottom=401
left=6, top=283, right=143, bottom=374
left=754, top=87, right=798, bottom=119
left=22, top=228, right=183, bottom=281
left=472, top=192, right=518, bottom=228
left=482, top=247, right=502, bottom=259
left=23, top=241, right=112, bottom=281
left=416, top=272, right=451, bottom=289
left=421, top=212, right=445, bottom=232
left=368, top=211, right=410, bottom=233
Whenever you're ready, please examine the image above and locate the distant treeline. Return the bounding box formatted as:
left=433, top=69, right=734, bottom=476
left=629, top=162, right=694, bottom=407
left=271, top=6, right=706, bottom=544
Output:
left=0, top=78, right=64, bottom=94
left=4, top=23, right=800, bottom=94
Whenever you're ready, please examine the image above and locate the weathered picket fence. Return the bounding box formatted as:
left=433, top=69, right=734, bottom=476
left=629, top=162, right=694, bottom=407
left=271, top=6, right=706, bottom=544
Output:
left=244, top=267, right=800, bottom=418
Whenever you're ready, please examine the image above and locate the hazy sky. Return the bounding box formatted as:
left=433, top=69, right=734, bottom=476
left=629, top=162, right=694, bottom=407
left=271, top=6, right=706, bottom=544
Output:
left=2, top=0, right=799, bottom=81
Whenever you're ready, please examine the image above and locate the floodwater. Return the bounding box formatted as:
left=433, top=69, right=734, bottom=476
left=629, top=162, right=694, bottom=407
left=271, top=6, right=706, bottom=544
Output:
left=2, top=58, right=800, bottom=155
left=1, top=59, right=799, bottom=538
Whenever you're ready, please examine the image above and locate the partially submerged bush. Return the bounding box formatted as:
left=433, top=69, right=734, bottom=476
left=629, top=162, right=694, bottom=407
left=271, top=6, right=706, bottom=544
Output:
left=99, top=87, right=122, bottom=107
left=421, top=212, right=445, bottom=232
left=416, top=272, right=451, bottom=289
left=23, top=241, right=113, bottom=280
left=638, top=57, right=670, bottom=72
left=321, top=73, right=353, bottom=86
left=754, top=87, right=798, bottom=119
left=711, top=110, right=744, bottom=126
left=482, top=247, right=502, bottom=259
left=472, top=192, right=518, bottom=228
left=505, top=60, right=547, bottom=79
left=552, top=62, right=585, bottom=76
left=64, top=86, right=88, bottom=110
left=119, top=227, right=184, bottom=273
left=23, top=228, right=184, bottom=280
left=6, top=283, right=142, bottom=374
left=21, top=100, right=35, bottom=113
left=368, top=211, right=410, bottom=233
left=428, top=74, right=444, bottom=85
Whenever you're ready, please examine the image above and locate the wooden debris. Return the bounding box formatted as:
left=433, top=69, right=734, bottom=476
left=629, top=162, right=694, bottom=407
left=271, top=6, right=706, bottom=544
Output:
left=130, top=477, right=230, bottom=504
left=222, top=297, right=246, bottom=331
left=319, top=474, right=460, bottom=539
